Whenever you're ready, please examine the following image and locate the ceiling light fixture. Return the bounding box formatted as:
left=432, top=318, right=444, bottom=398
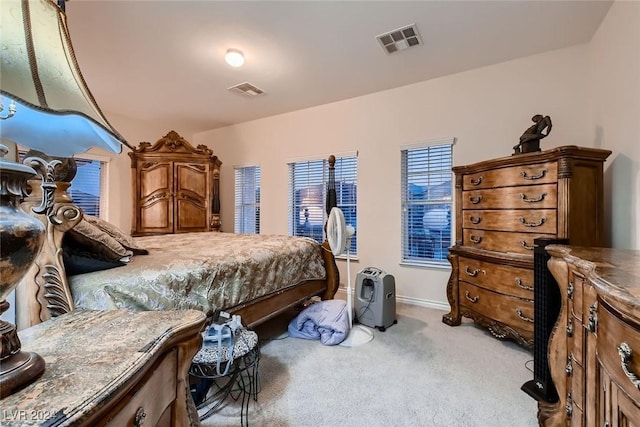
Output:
left=225, top=49, right=245, bottom=67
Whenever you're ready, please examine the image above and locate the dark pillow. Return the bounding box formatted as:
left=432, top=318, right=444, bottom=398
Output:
left=83, top=214, right=149, bottom=255
left=66, top=218, right=133, bottom=262
left=62, top=237, right=126, bottom=276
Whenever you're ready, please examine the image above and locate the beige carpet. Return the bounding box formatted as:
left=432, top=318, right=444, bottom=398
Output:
left=200, top=302, right=539, bottom=427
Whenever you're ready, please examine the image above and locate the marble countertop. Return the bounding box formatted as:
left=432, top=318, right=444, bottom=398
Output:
left=546, top=245, right=640, bottom=316
left=1, top=309, right=205, bottom=426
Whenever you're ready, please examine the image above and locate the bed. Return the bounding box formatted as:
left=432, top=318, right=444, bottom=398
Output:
left=15, top=158, right=339, bottom=330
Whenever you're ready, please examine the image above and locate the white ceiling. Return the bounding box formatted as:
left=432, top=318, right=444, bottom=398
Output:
left=66, top=0, right=613, bottom=134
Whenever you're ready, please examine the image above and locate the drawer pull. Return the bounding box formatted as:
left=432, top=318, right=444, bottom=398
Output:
left=469, top=195, right=483, bottom=205
left=470, top=176, right=483, bottom=186
left=134, top=407, right=147, bottom=426
left=515, top=308, right=533, bottom=323
left=518, top=216, right=546, bottom=227
left=618, top=342, right=640, bottom=390
left=587, top=302, right=598, bottom=332
left=565, top=392, right=573, bottom=416
left=469, top=235, right=482, bottom=244
left=519, top=192, right=547, bottom=203
left=566, top=356, right=573, bottom=376
left=567, top=282, right=574, bottom=299
left=469, top=215, right=482, bottom=224
left=465, top=266, right=479, bottom=277
left=566, top=319, right=573, bottom=337
left=520, top=240, right=534, bottom=251
left=515, top=277, right=533, bottom=291
left=464, top=291, right=479, bottom=303
left=520, top=168, right=548, bottom=180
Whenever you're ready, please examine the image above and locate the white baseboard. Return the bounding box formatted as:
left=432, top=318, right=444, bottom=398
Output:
left=335, top=287, right=450, bottom=312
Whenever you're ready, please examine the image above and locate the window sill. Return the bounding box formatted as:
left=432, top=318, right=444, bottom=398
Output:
left=399, top=261, right=451, bottom=270
left=335, top=254, right=359, bottom=262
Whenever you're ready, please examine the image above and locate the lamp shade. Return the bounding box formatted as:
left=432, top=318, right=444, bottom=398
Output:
left=0, top=0, right=132, bottom=156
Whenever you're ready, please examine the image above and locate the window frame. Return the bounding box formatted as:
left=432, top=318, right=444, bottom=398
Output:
left=400, top=138, right=455, bottom=268
left=234, top=165, right=261, bottom=234
left=287, top=153, right=358, bottom=256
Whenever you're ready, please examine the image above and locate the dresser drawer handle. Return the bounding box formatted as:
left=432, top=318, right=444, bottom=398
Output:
left=469, top=195, right=483, bottom=204
left=464, top=291, right=479, bottom=303
left=515, top=277, right=533, bottom=291
left=469, top=235, right=482, bottom=244
left=465, top=266, right=479, bottom=277
left=566, top=356, right=573, bottom=376
left=134, top=407, right=147, bottom=426
left=520, top=240, right=534, bottom=251
left=518, top=216, right=546, bottom=227
left=520, top=168, right=548, bottom=180
left=469, top=215, right=482, bottom=224
left=587, top=302, right=598, bottom=333
left=567, top=282, right=574, bottom=299
left=618, top=342, right=640, bottom=390
left=470, top=176, right=483, bottom=186
left=519, top=192, right=547, bottom=203
left=566, top=318, right=573, bottom=337
left=515, top=308, right=533, bottom=323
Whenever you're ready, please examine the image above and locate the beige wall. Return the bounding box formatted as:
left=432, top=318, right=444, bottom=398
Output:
left=100, top=1, right=639, bottom=307
left=587, top=0, right=640, bottom=250
left=191, top=44, right=594, bottom=307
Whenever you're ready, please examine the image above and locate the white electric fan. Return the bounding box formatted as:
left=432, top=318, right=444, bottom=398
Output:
left=326, top=207, right=374, bottom=347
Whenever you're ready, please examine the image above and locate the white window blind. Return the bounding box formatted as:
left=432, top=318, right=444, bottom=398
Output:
left=69, top=158, right=104, bottom=216
left=401, top=143, right=453, bottom=265
left=18, top=151, right=105, bottom=217
left=234, top=166, right=261, bottom=234
left=288, top=155, right=358, bottom=254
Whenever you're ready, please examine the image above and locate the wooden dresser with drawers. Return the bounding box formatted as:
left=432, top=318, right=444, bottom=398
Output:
left=442, top=146, right=611, bottom=347
left=542, top=246, right=640, bottom=427
left=2, top=309, right=206, bottom=426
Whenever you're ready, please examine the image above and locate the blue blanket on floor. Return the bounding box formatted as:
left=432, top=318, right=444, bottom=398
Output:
left=288, top=299, right=350, bottom=345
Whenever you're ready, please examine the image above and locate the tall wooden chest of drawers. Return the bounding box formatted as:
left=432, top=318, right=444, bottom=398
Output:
left=442, top=146, right=611, bottom=347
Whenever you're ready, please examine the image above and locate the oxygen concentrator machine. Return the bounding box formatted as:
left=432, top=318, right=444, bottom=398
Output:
left=354, top=267, right=397, bottom=331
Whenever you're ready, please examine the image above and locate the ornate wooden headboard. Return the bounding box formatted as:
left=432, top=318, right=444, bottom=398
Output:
left=16, top=157, right=81, bottom=330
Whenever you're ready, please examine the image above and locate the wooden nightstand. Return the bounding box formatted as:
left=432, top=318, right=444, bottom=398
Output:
left=1, top=309, right=206, bottom=426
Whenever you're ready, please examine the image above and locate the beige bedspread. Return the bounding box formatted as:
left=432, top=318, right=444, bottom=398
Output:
left=70, top=232, right=327, bottom=315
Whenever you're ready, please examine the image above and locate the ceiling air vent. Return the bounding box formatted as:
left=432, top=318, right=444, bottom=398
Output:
left=228, top=82, right=265, bottom=97
left=376, top=24, right=421, bottom=54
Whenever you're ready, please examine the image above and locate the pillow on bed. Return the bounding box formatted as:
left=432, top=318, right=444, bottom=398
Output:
left=66, top=218, right=134, bottom=262
left=83, top=214, right=149, bottom=255
left=62, top=242, right=126, bottom=276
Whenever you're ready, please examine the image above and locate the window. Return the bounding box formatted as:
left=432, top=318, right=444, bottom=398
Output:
left=19, top=151, right=106, bottom=217
left=69, top=158, right=105, bottom=216
left=234, top=166, right=261, bottom=234
left=288, top=155, right=357, bottom=254
left=401, top=141, right=453, bottom=266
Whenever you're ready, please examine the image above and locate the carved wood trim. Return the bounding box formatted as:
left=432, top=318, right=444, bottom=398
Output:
left=130, top=130, right=214, bottom=156
left=18, top=192, right=81, bottom=329
left=452, top=146, right=611, bottom=175
left=541, top=255, right=570, bottom=426
left=442, top=252, right=461, bottom=326
left=557, top=157, right=573, bottom=179
left=455, top=173, right=463, bottom=246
